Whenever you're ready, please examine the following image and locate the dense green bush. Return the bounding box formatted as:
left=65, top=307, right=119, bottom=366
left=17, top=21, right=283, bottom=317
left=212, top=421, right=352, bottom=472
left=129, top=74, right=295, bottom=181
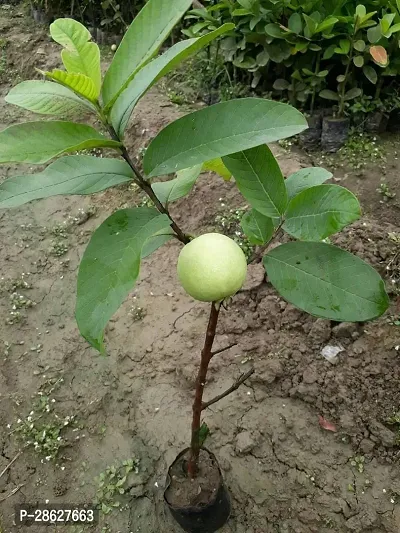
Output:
left=184, top=0, right=400, bottom=116
left=30, top=0, right=147, bottom=32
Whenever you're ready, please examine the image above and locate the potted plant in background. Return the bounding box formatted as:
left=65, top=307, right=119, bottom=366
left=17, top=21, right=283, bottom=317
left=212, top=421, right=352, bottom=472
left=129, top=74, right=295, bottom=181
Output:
left=0, top=1, right=390, bottom=531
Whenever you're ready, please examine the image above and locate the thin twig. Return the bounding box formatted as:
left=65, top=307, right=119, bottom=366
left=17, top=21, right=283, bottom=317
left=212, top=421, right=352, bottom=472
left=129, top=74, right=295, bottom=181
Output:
left=202, top=368, right=255, bottom=410
left=0, top=451, right=22, bottom=480
left=106, top=124, right=190, bottom=245
left=0, top=484, right=25, bottom=502
left=211, top=342, right=237, bottom=357
left=248, top=221, right=284, bottom=264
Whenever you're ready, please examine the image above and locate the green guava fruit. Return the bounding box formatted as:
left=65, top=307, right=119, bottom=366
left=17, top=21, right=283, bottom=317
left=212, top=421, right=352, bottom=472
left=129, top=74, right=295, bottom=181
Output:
left=177, top=233, right=248, bottom=302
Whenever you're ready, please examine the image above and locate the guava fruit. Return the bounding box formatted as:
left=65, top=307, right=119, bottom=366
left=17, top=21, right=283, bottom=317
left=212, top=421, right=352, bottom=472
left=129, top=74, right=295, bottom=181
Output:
left=177, top=233, right=247, bottom=302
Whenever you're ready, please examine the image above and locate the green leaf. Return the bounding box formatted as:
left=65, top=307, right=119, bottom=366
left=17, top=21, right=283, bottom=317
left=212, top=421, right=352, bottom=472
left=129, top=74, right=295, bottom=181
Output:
left=390, top=22, right=400, bottom=33
left=144, top=99, right=307, bottom=178
left=288, top=12, right=302, bottom=34
left=202, top=158, right=232, bottom=181
left=353, top=55, right=364, bottom=67
left=241, top=209, right=274, bottom=245
left=285, top=167, right=333, bottom=200
left=5, top=81, right=93, bottom=115
left=0, top=156, right=133, bottom=208
left=363, top=65, right=378, bottom=84
left=273, top=79, right=290, bottom=90
left=76, top=208, right=171, bottom=352
left=110, top=24, right=234, bottom=136
left=319, top=89, right=339, bottom=101
left=356, top=5, right=367, bottom=18
left=0, top=122, right=121, bottom=164
left=256, top=49, right=270, bottom=66
left=43, top=70, right=98, bottom=102
left=50, top=18, right=101, bottom=95
left=263, top=242, right=389, bottom=321
left=283, top=184, right=361, bottom=241
left=339, top=39, right=351, bottom=54
left=199, top=422, right=210, bottom=447
left=323, top=44, right=336, bottom=60
left=222, top=145, right=287, bottom=218
left=151, top=164, right=202, bottom=205
left=303, top=13, right=318, bottom=36
left=316, top=16, right=339, bottom=33
left=102, top=0, right=192, bottom=108
left=344, top=87, right=362, bottom=101
left=354, top=39, right=366, bottom=52
left=367, top=24, right=382, bottom=43
left=141, top=227, right=175, bottom=259
left=265, top=23, right=285, bottom=38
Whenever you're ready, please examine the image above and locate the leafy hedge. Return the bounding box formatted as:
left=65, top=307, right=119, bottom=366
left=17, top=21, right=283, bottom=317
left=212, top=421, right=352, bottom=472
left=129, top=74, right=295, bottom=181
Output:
left=30, top=0, right=147, bottom=32
left=184, top=0, right=400, bottom=115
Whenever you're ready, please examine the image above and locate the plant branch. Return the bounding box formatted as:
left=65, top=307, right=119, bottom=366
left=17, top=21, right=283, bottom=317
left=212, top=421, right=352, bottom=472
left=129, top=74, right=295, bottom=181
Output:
left=211, top=342, right=237, bottom=357
left=106, top=124, right=190, bottom=244
left=188, top=302, right=220, bottom=477
left=202, top=368, right=255, bottom=410
left=248, top=220, right=284, bottom=264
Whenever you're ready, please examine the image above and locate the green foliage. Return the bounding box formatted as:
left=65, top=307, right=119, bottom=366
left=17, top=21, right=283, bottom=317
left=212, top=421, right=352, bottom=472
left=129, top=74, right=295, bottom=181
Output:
left=95, top=458, right=139, bottom=515
left=184, top=0, right=400, bottom=115
left=0, top=0, right=389, bottom=357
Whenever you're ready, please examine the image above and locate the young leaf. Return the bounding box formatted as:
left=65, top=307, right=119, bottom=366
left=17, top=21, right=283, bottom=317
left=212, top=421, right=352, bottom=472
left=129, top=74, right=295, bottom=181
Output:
left=5, top=80, right=94, bottom=115
left=202, top=158, right=232, bottom=181
left=353, top=56, right=364, bottom=67
left=283, top=184, right=361, bottom=241
left=151, top=164, right=202, bottom=205
left=43, top=70, right=98, bottom=102
left=0, top=156, right=133, bottom=208
left=241, top=209, right=274, bottom=245
left=222, top=145, right=287, bottom=218
left=363, top=65, right=378, bottom=84
left=199, top=422, right=210, bottom=447
left=316, top=16, right=339, bottom=34
left=339, top=39, right=351, bottom=54
left=273, top=79, right=290, bottom=90
left=76, top=208, right=172, bottom=352
left=344, top=88, right=362, bottom=101
left=319, top=89, right=339, bottom=101
left=356, top=5, right=367, bottom=18
left=285, top=167, right=333, bottom=200
left=370, top=45, right=388, bottom=66
left=102, top=0, right=193, bottom=108
left=144, top=99, right=307, bottom=178
left=0, top=122, right=121, bottom=164
left=263, top=242, right=389, bottom=321
left=288, top=12, right=302, bottom=34
left=50, top=18, right=101, bottom=95
left=110, top=24, right=234, bottom=135
left=354, top=40, right=366, bottom=52
left=367, top=24, right=382, bottom=43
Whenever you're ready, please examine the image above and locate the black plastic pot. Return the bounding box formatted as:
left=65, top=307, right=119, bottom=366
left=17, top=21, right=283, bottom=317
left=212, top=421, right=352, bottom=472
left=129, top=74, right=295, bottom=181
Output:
left=365, top=112, right=389, bottom=133
left=321, top=117, right=350, bottom=153
left=387, top=110, right=400, bottom=133
left=164, top=448, right=231, bottom=533
left=299, top=113, right=322, bottom=150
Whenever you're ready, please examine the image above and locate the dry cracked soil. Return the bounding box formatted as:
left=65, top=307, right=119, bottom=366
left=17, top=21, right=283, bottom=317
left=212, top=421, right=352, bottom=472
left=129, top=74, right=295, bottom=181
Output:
left=0, top=6, right=400, bottom=533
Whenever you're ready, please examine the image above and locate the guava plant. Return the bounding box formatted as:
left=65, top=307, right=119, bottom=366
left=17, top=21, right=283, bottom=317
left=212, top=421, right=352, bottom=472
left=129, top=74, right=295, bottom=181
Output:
left=0, top=0, right=390, bottom=516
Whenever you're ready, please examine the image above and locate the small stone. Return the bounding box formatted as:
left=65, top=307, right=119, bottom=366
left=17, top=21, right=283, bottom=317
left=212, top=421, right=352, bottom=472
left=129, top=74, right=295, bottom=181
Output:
left=369, top=419, right=396, bottom=448
left=309, top=319, right=331, bottom=343
left=252, top=359, right=283, bottom=385
left=332, top=322, right=359, bottom=339
left=235, top=431, right=256, bottom=455
left=302, top=366, right=318, bottom=384
left=359, top=438, right=375, bottom=454
left=146, top=347, right=153, bottom=353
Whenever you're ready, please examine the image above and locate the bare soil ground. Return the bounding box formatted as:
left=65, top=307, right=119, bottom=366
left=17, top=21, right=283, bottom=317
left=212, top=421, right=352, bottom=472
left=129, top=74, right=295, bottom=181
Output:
left=0, top=6, right=400, bottom=533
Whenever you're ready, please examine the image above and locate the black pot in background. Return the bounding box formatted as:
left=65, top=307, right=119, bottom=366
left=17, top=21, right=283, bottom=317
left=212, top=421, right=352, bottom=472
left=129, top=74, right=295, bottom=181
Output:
left=164, top=448, right=231, bottom=533
left=299, top=113, right=322, bottom=150
left=321, top=117, right=350, bottom=153
left=387, top=110, right=400, bottom=133
left=365, top=112, right=389, bottom=134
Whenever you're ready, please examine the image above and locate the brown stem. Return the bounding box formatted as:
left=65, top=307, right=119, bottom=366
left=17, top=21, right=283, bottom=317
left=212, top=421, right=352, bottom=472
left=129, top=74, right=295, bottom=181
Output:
left=188, top=302, right=220, bottom=477
left=106, top=124, right=190, bottom=245
left=248, top=221, right=284, bottom=265
left=201, top=368, right=255, bottom=410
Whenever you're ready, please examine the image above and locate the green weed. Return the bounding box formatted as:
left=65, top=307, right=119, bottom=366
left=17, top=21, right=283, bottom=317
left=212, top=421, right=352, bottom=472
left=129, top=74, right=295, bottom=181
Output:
left=95, top=458, right=139, bottom=515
